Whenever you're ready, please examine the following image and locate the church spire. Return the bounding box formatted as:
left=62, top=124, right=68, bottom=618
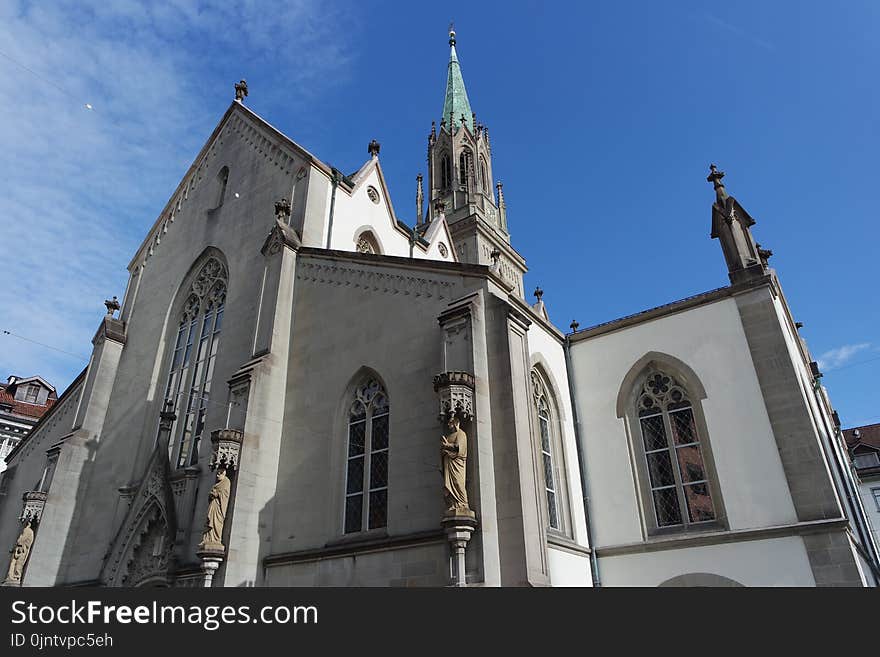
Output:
left=425, top=25, right=528, bottom=298
left=442, top=25, right=474, bottom=132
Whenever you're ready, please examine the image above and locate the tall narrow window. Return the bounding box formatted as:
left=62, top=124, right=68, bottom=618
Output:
left=479, top=155, right=489, bottom=192
left=344, top=378, right=389, bottom=533
left=637, top=371, right=716, bottom=528
left=531, top=370, right=562, bottom=531
left=162, top=257, right=228, bottom=468
left=440, top=154, right=451, bottom=190
left=216, top=166, right=229, bottom=208
left=459, top=150, right=472, bottom=193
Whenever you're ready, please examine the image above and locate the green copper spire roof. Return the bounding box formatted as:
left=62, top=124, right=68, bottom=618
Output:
left=442, top=28, right=474, bottom=132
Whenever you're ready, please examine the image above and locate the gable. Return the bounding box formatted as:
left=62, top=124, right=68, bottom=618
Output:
left=127, top=102, right=333, bottom=272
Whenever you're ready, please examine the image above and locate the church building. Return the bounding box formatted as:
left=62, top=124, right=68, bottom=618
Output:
left=1, top=30, right=877, bottom=587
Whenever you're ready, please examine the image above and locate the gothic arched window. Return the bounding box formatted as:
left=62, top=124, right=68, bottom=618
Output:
left=531, top=369, right=568, bottom=533
left=355, top=231, right=380, bottom=255
left=636, top=370, right=716, bottom=529
left=459, top=150, right=472, bottom=193
left=479, top=155, right=489, bottom=192
left=163, top=257, right=227, bottom=468
left=344, top=378, right=389, bottom=534
left=440, top=154, right=451, bottom=190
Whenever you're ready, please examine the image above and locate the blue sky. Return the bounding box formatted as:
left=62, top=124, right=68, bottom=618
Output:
left=0, top=1, right=877, bottom=427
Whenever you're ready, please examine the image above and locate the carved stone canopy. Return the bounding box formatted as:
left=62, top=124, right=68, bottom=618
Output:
left=19, top=491, right=47, bottom=524
left=433, top=371, right=476, bottom=423
left=209, top=428, right=244, bottom=471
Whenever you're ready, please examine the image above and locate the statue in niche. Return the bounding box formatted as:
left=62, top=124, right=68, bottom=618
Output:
left=199, top=467, right=231, bottom=550
left=5, top=520, right=34, bottom=584
left=441, top=415, right=471, bottom=515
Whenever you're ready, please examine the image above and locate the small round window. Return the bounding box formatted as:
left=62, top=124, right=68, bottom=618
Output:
left=438, top=242, right=449, bottom=257
left=367, top=186, right=380, bottom=204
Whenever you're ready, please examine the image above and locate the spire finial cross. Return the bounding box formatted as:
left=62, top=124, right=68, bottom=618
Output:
left=707, top=163, right=728, bottom=204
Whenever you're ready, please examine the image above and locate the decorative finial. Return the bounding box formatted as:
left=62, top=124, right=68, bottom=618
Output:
left=449, top=22, right=456, bottom=46
left=756, top=242, right=773, bottom=267
left=707, top=163, right=728, bottom=204
left=570, top=320, right=580, bottom=332
left=234, top=79, right=248, bottom=102
left=431, top=121, right=436, bottom=140
left=489, top=248, right=501, bottom=269
left=534, top=286, right=544, bottom=301
left=104, top=296, right=120, bottom=317
left=416, top=174, right=424, bottom=225
left=368, top=139, right=381, bottom=158
left=274, top=197, right=292, bottom=224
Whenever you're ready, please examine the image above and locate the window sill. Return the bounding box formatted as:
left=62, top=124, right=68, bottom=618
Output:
left=646, top=520, right=727, bottom=539
left=546, top=532, right=591, bottom=556
left=325, top=528, right=389, bottom=548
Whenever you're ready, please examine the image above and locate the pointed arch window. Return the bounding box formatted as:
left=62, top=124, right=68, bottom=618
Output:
left=440, top=154, right=451, bottom=190
left=344, top=378, right=389, bottom=533
left=636, top=370, right=716, bottom=529
left=355, top=231, right=380, bottom=255
left=215, top=166, right=229, bottom=208
left=531, top=369, right=570, bottom=533
left=162, top=257, right=227, bottom=468
left=459, top=150, right=472, bottom=193
left=479, top=155, right=489, bottom=193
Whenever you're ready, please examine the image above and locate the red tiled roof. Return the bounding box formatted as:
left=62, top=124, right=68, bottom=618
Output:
left=843, top=423, right=880, bottom=451
left=0, top=389, right=55, bottom=420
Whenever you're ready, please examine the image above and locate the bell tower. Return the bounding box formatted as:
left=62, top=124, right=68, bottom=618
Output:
left=423, top=27, right=527, bottom=297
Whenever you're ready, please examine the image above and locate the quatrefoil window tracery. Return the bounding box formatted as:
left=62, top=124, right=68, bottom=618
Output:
left=639, top=371, right=689, bottom=413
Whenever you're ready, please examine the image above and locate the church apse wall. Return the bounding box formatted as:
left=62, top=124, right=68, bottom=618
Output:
left=265, top=253, right=482, bottom=585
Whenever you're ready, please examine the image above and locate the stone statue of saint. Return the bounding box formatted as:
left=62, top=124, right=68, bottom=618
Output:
left=199, top=467, right=231, bottom=550
left=5, top=520, right=34, bottom=584
left=441, top=416, right=470, bottom=515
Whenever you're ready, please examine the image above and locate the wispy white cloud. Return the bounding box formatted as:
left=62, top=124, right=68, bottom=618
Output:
left=817, top=343, right=872, bottom=372
left=0, top=0, right=354, bottom=389
left=703, top=13, right=775, bottom=52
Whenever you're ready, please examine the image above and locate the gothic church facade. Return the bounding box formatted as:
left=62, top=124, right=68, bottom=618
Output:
left=1, top=30, right=877, bottom=587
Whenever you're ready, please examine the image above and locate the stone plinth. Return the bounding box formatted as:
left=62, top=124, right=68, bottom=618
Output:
left=441, top=511, right=477, bottom=587
left=196, top=546, right=226, bottom=588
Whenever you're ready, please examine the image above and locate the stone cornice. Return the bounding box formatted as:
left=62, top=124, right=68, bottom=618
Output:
left=263, top=530, right=446, bottom=568
left=568, top=275, right=776, bottom=344
left=595, top=517, right=848, bottom=558
left=92, top=316, right=127, bottom=346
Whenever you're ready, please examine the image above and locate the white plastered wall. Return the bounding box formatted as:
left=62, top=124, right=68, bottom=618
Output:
left=600, top=536, right=816, bottom=587
left=568, top=297, right=799, bottom=553
left=324, top=163, right=456, bottom=262
left=528, top=319, right=592, bottom=586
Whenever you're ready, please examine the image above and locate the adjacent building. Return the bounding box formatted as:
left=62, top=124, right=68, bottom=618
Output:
left=0, top=376, right=56, bottom=473
left=843, top=424, right=880, bottom=550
